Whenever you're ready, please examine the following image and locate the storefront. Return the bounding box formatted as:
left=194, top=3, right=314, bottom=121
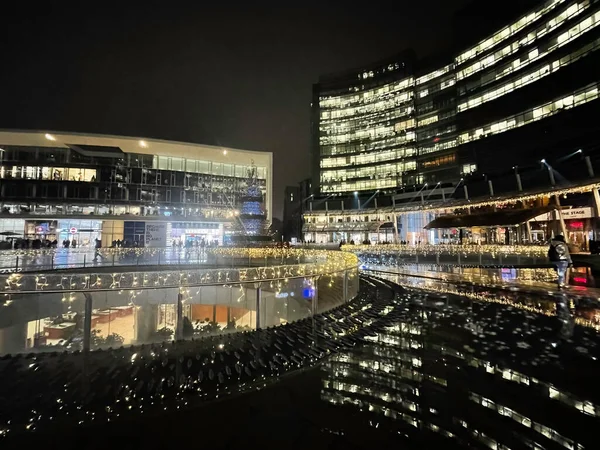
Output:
left=57, top=219, right=102, bottom=247
left=532, top=207, right=594, bottom=251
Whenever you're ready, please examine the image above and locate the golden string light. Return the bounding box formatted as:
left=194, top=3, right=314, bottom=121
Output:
left=343, top=243, right=549, bottom=258
left=0, top=248, right=359, bottom=294
left=305, top=182, right=600, bottom=217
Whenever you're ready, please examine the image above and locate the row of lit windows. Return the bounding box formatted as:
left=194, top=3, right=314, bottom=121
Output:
left=321, top=126, right=416, bottom=146
left=469, top=392, right=577, bottom=449
left=460, top=7, right=600, bottom=96
left=419, top=139, right=458, bottom=156
left=153, top=156, right=267, bottom=180
left=456, top=0, right=566, bottom=64
left=321, top=161, right=417, bottom=182
left=418, top=115, right=439, bottom=126
left=320, top=108, right=413, bottom=137
left=320, top=148, right=416, bottom=168
left=417, top=77, right=457, bottom=99
left=319, top=78, right=413, bottom=109
left=320, top=125, right=395, bottom=146
left=0, top=166, right=97, bottom=182
left=458, top=81, right=599, bottom=144
left=418, top=125, right=456, bottom=141
left=321, top=178, right=398, bottom=193
left=441, top=345, right=600, bottom=420
left=320, top=133, right=418, bottom=157
left=415, top=64, right=452, bottom=85
left=422, top=154, right=456, bottom=169
left=458, top=11, right=600, bottom=111
left=457, top=1, right=590, bottom=81
left=319, top=91, right=413, bottom=122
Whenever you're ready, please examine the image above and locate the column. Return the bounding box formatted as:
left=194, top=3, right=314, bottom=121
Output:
left=393, top=214, right=399, bottom=243
left=593, top=189, right=600, bottom=240
left=255, top=283, right=262, bottom=329
left=554, top=195, right=568, bottom=242
left=175, top=292, right=183, bottom=340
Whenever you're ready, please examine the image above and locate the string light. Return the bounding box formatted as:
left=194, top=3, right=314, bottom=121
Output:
left=344, top=243, right=549, bottom=258
left=0, top=248, right=359, bottom=294
left=305, top=182, right=600, bottom=217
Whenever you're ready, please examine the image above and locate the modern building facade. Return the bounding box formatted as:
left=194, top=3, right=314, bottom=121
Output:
left=0, top=130, right=273, bottom=247
left=306, top=0, right=600, bottom=244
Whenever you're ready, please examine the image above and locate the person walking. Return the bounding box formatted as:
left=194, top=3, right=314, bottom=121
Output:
left=548, top=235, right=572, bottom=288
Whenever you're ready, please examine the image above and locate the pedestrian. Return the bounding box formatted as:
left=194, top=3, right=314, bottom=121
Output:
left=548, top=235, right=572, bottom=288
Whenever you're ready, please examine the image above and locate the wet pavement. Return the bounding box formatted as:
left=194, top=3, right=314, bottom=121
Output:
left=4, top=274, right=600, bottom=449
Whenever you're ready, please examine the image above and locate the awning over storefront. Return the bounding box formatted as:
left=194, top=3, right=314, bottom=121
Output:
left=303, top=221, right=392, bottom=233
left=424, top=206, right=557, bottom=229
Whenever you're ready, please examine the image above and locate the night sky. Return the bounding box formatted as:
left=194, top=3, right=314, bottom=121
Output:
left=1, top=1, right=483, bottom=219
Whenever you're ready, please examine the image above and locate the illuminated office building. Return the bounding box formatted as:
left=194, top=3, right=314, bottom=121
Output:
left=306, top=0, right=600, bottom=243
left=313, top=0, right=600, bottom=194
left=0, top=131, right=272, bottom=247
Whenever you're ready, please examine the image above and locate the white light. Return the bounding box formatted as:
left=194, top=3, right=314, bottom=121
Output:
left=354, top=191, right=358, bottom=195
left=138, top=140, right=148, bottom=148
left=223, top=150, right=227, bottom=155
left=45, top=133, right=56, bottom=141
left=541, top=159, right=546, bottom=163
left=577, top=149, right=583, bottom=153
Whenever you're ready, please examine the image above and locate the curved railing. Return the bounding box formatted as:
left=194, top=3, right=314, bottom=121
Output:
left=0, top=249, right=360, bottom=357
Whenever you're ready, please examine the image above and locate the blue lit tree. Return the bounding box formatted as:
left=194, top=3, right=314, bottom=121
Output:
left=237, top=161, right=269, bottom=237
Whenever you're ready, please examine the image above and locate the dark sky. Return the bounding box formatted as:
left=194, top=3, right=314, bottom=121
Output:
left=0, top=1, right=480, bottom=219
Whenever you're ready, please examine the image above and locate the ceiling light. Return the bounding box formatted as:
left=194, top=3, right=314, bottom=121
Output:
left=223, top=150, right=228, bottom=155
left=139, top=140, right=148, bottom=148
left=45, top=133, right=56, bottom=141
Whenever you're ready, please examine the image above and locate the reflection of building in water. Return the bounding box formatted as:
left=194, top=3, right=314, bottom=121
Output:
left=321, top=303, right=598, bottom=449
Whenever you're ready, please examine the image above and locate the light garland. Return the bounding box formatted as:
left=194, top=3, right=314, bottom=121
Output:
left=343, top=243, right=549, bottom=258
left=305, top=181, right=600, bottom=217
left=0, top=248, right=359, bottom=294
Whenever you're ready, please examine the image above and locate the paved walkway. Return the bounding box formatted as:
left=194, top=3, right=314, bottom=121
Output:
left=362, top=264, right=600, bottom=301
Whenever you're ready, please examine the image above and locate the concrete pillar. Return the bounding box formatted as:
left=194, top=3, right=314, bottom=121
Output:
left=585, top=156, right=595, bottom=178
left=592, top=189, right=600, bottom=240
left=393, top=214, right=399, bottom=243
left=526, top=221, right=533, bottom=243
left=554, top=195, right=568, bottom=242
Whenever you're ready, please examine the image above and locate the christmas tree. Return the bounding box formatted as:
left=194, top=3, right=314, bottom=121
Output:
left=235, top=160, right=269, bottom=238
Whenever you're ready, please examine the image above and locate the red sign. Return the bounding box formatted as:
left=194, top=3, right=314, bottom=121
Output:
left=70, top=227, right=77, bottom=235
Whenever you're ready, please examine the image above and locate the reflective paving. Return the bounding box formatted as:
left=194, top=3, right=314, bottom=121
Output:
left=3, top=275, right=599, bottom=449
